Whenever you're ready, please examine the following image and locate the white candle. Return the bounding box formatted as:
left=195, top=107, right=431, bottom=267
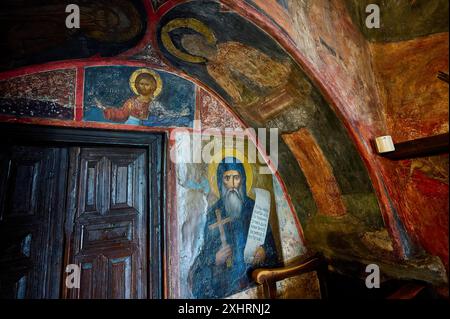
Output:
left=375, top=136, right=395, bottom=153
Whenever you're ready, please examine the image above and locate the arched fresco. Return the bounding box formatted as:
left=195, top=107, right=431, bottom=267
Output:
left=0, top=0, right=447, bottom=298
left=156, top=0, right=389, bottom=263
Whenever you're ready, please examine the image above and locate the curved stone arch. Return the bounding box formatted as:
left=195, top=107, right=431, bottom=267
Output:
left=0, top=0, right=417, bottom=263
left=153, top=0, right=409, bottom=262
left=216, top=0, right=415, bottom=257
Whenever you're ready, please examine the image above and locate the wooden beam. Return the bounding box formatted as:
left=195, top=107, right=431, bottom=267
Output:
left=379, top=133, right=449, bottom=160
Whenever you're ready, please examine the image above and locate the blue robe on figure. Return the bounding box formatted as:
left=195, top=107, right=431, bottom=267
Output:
left=188, top=158, right=279, bottom=298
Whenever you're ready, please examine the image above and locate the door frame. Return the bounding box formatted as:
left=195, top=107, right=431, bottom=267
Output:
left=0, top=123, right=166, bottom=299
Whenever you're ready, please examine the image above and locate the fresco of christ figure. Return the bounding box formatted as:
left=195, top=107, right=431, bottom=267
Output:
left=94, top=69, right=190, bottom=125
left=188, top=157, right=279, bottom=298
left=95, top=68, right=163, bottom=125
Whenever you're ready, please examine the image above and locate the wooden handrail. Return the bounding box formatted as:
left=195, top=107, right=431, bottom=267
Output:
left=252, top=255, right=322, bottom=284
left=251, top=253, right=326, bottom=299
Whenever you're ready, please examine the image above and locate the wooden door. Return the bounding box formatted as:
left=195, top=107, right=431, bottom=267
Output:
left=64, top=147, right=148, bottom=299
left=0, top=145, right=68, bottom=298
left=0, top=124, right=163, bottom=299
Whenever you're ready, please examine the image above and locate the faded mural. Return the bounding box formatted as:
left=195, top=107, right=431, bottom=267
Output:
left=0, top=0, right=447, bottom=298
left=83, top=66, right=195, bottom=127
left=130, top=43, right=167, bottom=67
left=197, top=88, right=243, bottom=130
left=158, top=0, right=391, bottom=269
left=0, top=69, right=75, bottom=120
left=171, top=132, right=306, bottom=298
left=244, top=0, right=449, bottom=275
left=0, top=0, right=146, bottom=71
left=159, top=14, right=309, bottom=125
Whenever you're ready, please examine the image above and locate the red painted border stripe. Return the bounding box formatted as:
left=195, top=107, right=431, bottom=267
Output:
left=75, top=67, right=84, bottom=121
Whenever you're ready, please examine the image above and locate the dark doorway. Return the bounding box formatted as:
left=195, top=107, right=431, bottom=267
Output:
left=0, top=124, right=165, bottom=299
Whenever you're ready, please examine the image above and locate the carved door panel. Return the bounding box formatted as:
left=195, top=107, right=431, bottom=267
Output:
left=64, top=147, right=148, bottom=299
left=0, top=145, right=67, bottom=298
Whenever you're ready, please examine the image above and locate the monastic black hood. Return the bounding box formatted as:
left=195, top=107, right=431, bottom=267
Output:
left=216, top=157, right=247, bottom=195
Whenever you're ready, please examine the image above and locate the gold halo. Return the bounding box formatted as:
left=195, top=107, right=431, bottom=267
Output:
left=208, top=148, right=253, bottom=198
left=129, top=68, right=163, bottom=98
left=161, top=18, right=217, bottom=64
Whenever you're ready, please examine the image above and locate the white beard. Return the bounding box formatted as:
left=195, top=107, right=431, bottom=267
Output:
left=221, top=185, right=244, bottom=219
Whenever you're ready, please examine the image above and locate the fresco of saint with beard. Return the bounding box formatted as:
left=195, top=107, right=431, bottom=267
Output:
left=188, top=157, right=278, bottom=298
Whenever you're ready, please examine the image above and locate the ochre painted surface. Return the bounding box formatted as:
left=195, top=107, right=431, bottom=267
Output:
left=370, top=32, right=449, bottom=270
left=244, top=0, right=385, bottom=132
left=239, top=0, right=449, bottom=279
left=345, top=0, right=449, bottom=42
left=283, top=128, right=346, bottom=217
left=371, top=32, right=449, bottom=142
